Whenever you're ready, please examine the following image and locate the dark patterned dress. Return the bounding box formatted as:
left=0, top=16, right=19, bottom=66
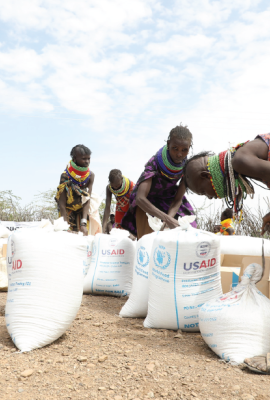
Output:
left=121, top=155, right=197, bottom=236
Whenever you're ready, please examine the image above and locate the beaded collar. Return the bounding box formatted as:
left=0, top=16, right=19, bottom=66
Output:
left=109, top=176, right=131, bottom=198
left=207, top=142, right=254, bottom=214
left=156, top=145, right=186, bottom=180
left=65, top=160, right=91, bottom=187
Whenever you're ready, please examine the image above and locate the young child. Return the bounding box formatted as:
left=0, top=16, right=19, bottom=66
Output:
left=121, top=125, right=196, bottom=239
left=105, top=214, right=115, bottom=234
left=102, top=170, right=135, bottom=233
left=183, top=133, right=270, bottom=235
left=219, top=208, right=235, bottom=235
left=55, top=144, right=95, bottom=236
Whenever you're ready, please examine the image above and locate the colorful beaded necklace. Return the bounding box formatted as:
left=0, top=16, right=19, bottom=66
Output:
left=109, top=176, right=131, bottom=198
left=156, top=145, right=186, bottom=180
left=65, top=160, right=91, bottom=187
left=207, top=142, right=254, bottom=214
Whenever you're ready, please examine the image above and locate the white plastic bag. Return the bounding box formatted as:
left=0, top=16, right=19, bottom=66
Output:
left=83, top=230, right=135, bottom=296
left=5, top=228, right=87, bottom=352
left=120, top=232, right=158, bottom=318
left=144, top=217, right=222, bottom=331
left=199, top=263, right=270, bottom=364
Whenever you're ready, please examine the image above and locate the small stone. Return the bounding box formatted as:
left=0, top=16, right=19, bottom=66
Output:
left=174, top=334, right=182, bottom=338
left=85, top=317, right=92, bottom=320
left=205, top=359, right=212, bottom=362
left=148, top=392, right=154, bottom=398
left=241, top=395, right=254, bottom=400
left=77, top=356, right=87, bottom=362
left=110, top=386, right=117, bottom=390
left=146, top=363, right=155, bottom=372
left=98, top=387, right=106, bottom=391
left=232, top=385, right=241, bottom=391
left=93, top=323, right=101, bottom=327
left=87, top=363, right=96, bottom=368
left=191, top=393, right=197, bottom=398
left=98, top=355, right=108, bottom=362
left=10, top=348, right=16, bottom=352
left=114, top=396, right=123, bottom=400
left=18, top=388, right=24, bottom=393
left=21, top=369, right=34, bottom=378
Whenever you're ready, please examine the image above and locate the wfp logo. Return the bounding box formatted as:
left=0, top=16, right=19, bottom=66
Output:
left=154, top=245, right=171, bottom=270
left=196, top=242, right=211, bottom=258
left=11, top=240, right=16, bottom=257
left=137, top=246, right=149, bottom=268
left=92, top=243, right=96, bottom=257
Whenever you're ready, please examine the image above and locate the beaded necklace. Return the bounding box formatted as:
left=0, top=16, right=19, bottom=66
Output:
left=156, top=145, right=185, bottom=180
left=207, top=143, right=254, bottom=215
left=109, top=176, right=131, bottom=198
left=65, top=160, right=91, bottom=187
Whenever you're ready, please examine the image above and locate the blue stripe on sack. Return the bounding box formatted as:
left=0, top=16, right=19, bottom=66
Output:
left=174, top=232, right=180, bottom=329
left=91, top=236, right=101, bottom=293
left=232, top=272, right=239, bottom=288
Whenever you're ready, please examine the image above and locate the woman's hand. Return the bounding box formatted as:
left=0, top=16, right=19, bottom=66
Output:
left=165, top=215, right=180, bottom=230
left=262, top=212, right=270, bottom=235
left=80, top=225, right=88, bottom=236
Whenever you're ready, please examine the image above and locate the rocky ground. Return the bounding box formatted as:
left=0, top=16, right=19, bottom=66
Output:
left=0, top=292, right=269, bottom=400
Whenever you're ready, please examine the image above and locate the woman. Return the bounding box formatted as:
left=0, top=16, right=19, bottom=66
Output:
left=121, top=125, right=197, bottom=239
left=55, top=144, right=95, bottom=236
left=182, top=132, right=270, bottom=374
left=102, top=170, right=135, bottom=232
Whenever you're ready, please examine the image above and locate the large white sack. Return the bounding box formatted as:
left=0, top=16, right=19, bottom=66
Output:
left=220, top=236, right=270, bottom=266
left=83, top=230, right=135, bottom=296
left=199, top=263, right=270, bottom=364
left=83, top=235, right=94, bottom=278
left=5, top=228, right=87, bottom=352
left=144, top=218, right=222, bottom=331
left=120, top=232, right=158, bottom=318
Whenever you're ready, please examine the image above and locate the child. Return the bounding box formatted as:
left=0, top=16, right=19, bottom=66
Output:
left=220, top=208, right=235, bottom=235
left=55, top=144, right=95, bottom=236
left=121, top=125, right=196, bottom=239
left=105, top=214, right=115, bottom=234
left=102, top=170, right=135, bottom=232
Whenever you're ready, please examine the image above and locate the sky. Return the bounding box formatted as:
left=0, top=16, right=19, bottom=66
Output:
left=1, top=0, right=270, bottom=215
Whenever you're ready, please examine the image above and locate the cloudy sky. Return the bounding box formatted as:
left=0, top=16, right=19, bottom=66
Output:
left=1, top=0, right=270, bottom=214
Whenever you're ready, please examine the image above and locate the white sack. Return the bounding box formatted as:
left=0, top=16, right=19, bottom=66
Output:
left=5, top=228, right=87, bottom=352
left=220, top=236, right=270, bottom=258
left=0, top=237, right=8, bottom=291
left=0, top=225, right=11, bottom=238
left=199, top=263, right=270, bottom=364
left=83, top=230, right=135, bottom=296
left=144, top=217, right=222, bottom=331
left=88, top=192, right=102, bottom=236
left=83, top=235, right=95, bottom=278
left=120, top=232, right=158, bottom=318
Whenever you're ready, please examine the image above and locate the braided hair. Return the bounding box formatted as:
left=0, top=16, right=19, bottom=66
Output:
left=168, top=124, right=193, bottom=146
left=70, top=144, right=92, bottom=158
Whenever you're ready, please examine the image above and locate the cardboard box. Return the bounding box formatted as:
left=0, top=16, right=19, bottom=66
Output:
left=221, top=266, right=240, bottom=294
left=239, top=256, right=270, bottom=299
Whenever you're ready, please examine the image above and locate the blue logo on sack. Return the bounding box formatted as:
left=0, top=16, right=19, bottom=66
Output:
left=92, top=242, right=96, bottom=257
left=137, top=246, right=149, bottom=267
left=154, top=245, right=171, bottom=269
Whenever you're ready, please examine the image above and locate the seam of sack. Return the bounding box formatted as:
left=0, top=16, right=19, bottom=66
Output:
left=91, top=236, right=101, bottom=293
left=174, top=232, right=180, bottom=329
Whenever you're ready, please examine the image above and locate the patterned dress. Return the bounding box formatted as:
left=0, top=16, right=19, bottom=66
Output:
left=110, top=181, right=135, bottom=229
left=121, top=154, right=197, bottom=236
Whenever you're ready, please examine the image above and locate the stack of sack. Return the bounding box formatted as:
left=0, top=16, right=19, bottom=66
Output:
left=84, top=229, right=135, bottom=296
left=5, top=218, right=88, bottom=352
left=199, top=262, right=270, bottom=364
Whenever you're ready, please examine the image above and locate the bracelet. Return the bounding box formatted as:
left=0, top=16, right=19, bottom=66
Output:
left=80, top=218, right=87, bottom=226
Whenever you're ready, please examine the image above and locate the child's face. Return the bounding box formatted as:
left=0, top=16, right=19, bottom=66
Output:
left=167, top=137, right=191, bottom=164
left=111, top=176, right=123, bottom=190
left=73, top=151, right=90, bottom=168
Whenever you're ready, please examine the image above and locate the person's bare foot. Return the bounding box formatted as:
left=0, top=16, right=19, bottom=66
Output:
left=244, top=354, right=270, bottom=373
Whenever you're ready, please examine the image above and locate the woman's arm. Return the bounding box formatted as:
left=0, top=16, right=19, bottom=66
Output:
left=58, top=190, right=68, bottom=222
left=167, top=179, right=185, bottom=218
left=136, top=178, right=180, bottom=229
left=102, top=186, right=112, bottom=233
left=81, top=173, right=95, bottom=236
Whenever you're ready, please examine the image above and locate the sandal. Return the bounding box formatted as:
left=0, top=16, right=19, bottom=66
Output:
left=244, top=353, right=270, bottom=374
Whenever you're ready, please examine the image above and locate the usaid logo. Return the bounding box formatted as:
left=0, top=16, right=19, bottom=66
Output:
left=137, top=246, right=149, bottom=268
left=196, top=242, right=211, bottom=258
left=154, top=245, right=171, bottom=270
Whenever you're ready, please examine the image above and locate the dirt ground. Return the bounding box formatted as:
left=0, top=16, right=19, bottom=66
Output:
left=0, top=292, right=269, bottom=400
